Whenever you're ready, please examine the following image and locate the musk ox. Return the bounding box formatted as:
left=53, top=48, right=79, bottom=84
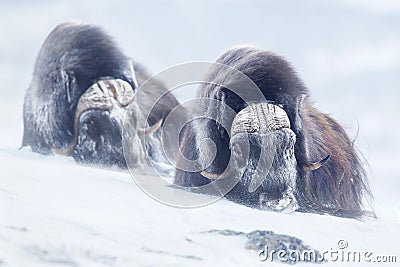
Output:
left=174, top=46, right=373, bottom=218
left=22, top=22, right=182, bottom=171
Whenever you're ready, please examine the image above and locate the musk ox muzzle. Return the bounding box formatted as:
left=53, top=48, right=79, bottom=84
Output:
left=51, top=78, right=162, bottom=161
left=201, top=103, right=329, bottom=212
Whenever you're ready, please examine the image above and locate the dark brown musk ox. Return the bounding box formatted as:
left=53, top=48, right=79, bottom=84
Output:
left=174, top=46, right=373, bottom=218
left=22, top=22, right=184, bottom=173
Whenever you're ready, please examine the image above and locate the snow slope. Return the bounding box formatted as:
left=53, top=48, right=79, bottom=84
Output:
left=1, top=148, right=399, bottom=266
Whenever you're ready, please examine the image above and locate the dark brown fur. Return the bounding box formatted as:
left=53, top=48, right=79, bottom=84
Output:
left=174, top=46, right=372, bottom=218
left=295, top=104, right=371, bottom=216
left=22, top=22, right=184, bottom=168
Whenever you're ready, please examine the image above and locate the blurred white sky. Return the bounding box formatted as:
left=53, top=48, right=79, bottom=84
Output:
left=0, top=0, right=399, bottom=218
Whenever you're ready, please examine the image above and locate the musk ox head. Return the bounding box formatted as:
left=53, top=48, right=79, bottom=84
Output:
left=200, top=103, right=299, bottom=211
left=174, top=46, right=372, bottom=218
left=22, top=22, right=178, bottom=170
left=49, top=78, right=162, bottom=165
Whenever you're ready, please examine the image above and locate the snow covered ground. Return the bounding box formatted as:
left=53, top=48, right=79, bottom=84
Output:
left=1, top=1, right=400, bottom=266
left=1, top=148, right=399, bottom=266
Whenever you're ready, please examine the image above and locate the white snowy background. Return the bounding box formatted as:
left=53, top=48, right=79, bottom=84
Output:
left=0, top=0, right=399, bottom=266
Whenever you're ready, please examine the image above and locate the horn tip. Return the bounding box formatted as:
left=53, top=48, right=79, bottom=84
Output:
left=321, top=154, right=331, bottom=165
left=303, top=154, right=331, bottom=172
left=51, top=147, right=71, bottom=156
left=200, top=170, right=220, bottom=180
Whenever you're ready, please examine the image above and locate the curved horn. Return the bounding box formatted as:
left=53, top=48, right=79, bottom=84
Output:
left=52, top=83, right=112, bottom=155
left=200, top=170, right=222, bottom=180
left=51, top=112, right=81, bottom=155
left=138, top=119, right=163, bottom=135
left=200, top=163, right=235, bottom=180
left=303, top=155, right=331, bottom=171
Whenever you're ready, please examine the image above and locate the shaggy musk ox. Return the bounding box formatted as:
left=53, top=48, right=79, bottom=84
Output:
left=174, top=46, right=373, bottom=218
left=22, top=22, right=182, bottom=170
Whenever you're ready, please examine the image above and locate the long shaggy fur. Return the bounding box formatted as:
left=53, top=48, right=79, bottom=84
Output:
left=174, top=46, right=372, bottom=217
left=23, top=22, right=137, bottom=153
left=22, top=22, right=182, bottom=168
